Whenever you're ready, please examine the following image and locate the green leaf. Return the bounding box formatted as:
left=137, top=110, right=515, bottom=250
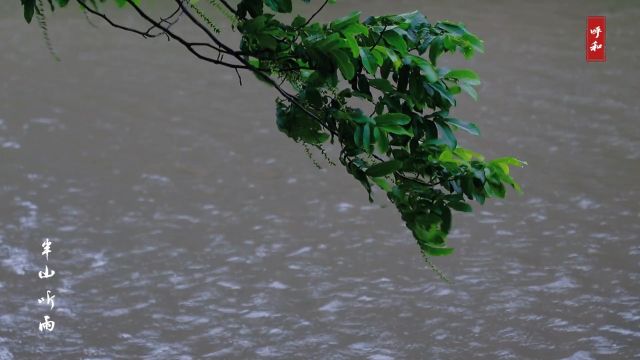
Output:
left=409, top=55, right=438, bottom=83
left=344, top=36, right=359, bottom=57
left=454, top=147, right=484, bottom=161
left=383, top=30, right=407, bottom=55
left=423, top=245, right=455, bottom=256
left=460, top=82, right=478, bottom=100
left=492, top=157, right=527, bottom=167
left=485, top=181, right=506, bottom=198
left=237, top=0, right=263, bottom=18
left=354, top=125, right=363, bottom=147
left=427, top=82, right=456, bottom=108
left=365, top=160, right=402, bottom=177
left=445, top=69, right=480, bottom=84
left=384, top=47, right=402, bottom=70
left=359, top=47, right=377, bottom=75
left=369, top=78, right=394, bottom=93
left=421, top=62, right=438, bottom=83
left=363, top=123, right=371, bottom=152
left=350, top=111, right=372, bottom=125
left=276, top=102, right=328, bottom=144
left=375, top=113, right=411, bottom=127
left=341, top=23, right=369, bottom=37
left=256, top=34, right=278, bottom=50
left=265, top=0, right=292, bottom=13
left=445, top=118, right=480, bottom=136
left=292, top=15, right=306, bottom=28
left=441, top=206, right=452, bottom=233
left=371, top=177, right=392, bottom=192
left=22, top=0, right=36, bottom=23
left=435, top=122, right=457, bottom=149
left=437, top=20, right=467, bottom=35
left=443, top=34, right=456, bottom=51
left=370, top=46, right=385, bottom=66
left=330, top=11, right=360, bottom=31
left=461, top=33, right=485, bottom=53
left=378, top=125, right=414, bottom=137
left=429, top=36, right=444, bottom=64
left=374, top=128, right=389, bottom=154
left=449, top=201, right=472, bottom=212
left=333, top=50, right=355, bottom=80
left=414, top=225, right=438, bottom=245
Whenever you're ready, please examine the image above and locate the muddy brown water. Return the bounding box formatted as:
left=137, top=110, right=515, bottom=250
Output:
left=1, top=1, right=639, bottom=359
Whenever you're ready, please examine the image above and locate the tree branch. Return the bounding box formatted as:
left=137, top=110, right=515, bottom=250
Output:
left=142, top=6, right=183, bottom=40
left=124, top=0, right=247, bottom=69
left=77, top=0, right=151, bottom=38
left=174, top=0, right=239, bottom=56
left=172, top=0, right=340, bottom=138
left=120, top=0, right=338, bottom=142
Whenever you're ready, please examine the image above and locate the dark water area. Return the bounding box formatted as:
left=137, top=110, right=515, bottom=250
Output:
left=1, top=0, right=639, bottom=358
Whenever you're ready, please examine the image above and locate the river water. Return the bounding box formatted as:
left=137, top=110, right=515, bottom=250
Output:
left=1, top=1, right=639, bottom=359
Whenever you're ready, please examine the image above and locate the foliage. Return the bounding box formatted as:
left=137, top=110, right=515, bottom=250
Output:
left=20, top=0, right=525, bottom=270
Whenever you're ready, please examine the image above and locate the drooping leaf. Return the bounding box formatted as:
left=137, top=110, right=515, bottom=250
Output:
left=374, top=127, right=389, bottom=154
left=429, top=36, right=444, bottom=64
left=409, top=55, right=438, bottom=83
left=359, top=47, right=378, bottom=75
left=491, top=157, right=528, bottom=167
left=369, top=78, right=394, bottom=93
left=423, top=245, right=455, bottom=256
left=22, top=0, right=36, bottom=23
left=344, top=36, right=359, bottom=57
left=365, top=160, right=403, bottom=177
left=374, top=113, right=411, bottom=127
left=445, top=118, right=480, bottom=136
left=333, top=49, right=355, bottom=80
left=440, top=206, right=452, bottom=233
left=449, top=201, right=472, bottom=212
left=362, top=123, right=371, bottom=151
left=460, top=82, right=478, bottom=100
left=383, top=30, right=407, bottom=55
left=371, top=177, right=392, bottom=192
left=276, top=102, right=328, bottom=144
left=435, top=121, right=457, bottom=149
left=445, top=69, right=480, bottom=84
left=378, top=125, right=414, bottom=137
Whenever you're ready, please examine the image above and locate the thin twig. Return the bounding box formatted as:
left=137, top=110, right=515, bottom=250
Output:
left=125, top=0, right=247, bottom=69
left=143, top=6, right=182, bottom=40
left=174, top=0, right=239, bottom=56
left=78, top=0, right=150, bottom=37
left=304, top=0, right=329, bottom=27
left=370, top=25, right=388, bottom=51
left=235, top=68, right=242, bottom=86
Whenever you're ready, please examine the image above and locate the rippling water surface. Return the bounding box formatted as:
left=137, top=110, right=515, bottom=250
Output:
left=1, top=1, right=639, bottom=358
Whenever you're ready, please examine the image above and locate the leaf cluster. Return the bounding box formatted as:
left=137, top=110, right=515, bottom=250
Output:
left=20, top=0, right=526, bottom=264
left=235, top=2, right=525, bottom=258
